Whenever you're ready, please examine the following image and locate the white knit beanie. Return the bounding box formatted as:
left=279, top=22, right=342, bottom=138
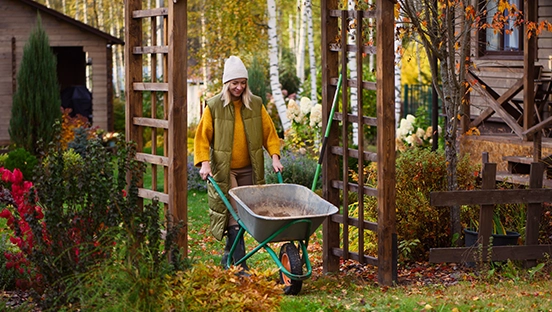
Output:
left=222, top=56, right=248, bottom=84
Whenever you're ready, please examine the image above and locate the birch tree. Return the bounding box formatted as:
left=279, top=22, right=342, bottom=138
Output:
left=296, top=0, right=306, bottom=85
left=348, top=0, right=359, bottom=145
left=305, top=0, right=317, bottom=105
left=268, top=0, right=291, bottom=131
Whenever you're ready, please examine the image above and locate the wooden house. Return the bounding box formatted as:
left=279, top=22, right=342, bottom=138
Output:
left=0, top=0, right=124, bottom=146
left=461, top=1, right=552, bottom=182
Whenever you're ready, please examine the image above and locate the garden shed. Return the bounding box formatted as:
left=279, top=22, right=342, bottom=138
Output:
left=0, top=0, right=124, bottom=146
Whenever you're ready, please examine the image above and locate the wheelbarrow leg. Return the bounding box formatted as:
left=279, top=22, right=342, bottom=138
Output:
left=221, top=225, right=250, bottom=274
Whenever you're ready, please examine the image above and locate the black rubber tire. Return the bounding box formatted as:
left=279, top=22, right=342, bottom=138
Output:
left=278, top=242, right=303, bottom=295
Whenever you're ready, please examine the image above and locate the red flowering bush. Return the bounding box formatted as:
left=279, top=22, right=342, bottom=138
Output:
left=0, top=167, right=44, bottom=290
left=0, top=137, right=183, bottom=309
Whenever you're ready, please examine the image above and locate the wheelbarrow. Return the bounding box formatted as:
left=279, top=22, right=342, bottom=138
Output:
left=208, top=174, right=338, bottom=295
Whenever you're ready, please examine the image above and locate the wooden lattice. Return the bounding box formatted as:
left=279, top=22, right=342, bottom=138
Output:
left=124, top=0, right=188, bottom=255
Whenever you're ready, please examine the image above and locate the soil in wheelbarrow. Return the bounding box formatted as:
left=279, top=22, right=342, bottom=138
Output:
left=249, top=200, right=312, bottom=218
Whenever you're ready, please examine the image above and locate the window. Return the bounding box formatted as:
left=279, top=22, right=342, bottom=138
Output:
left=478, top=0, right=523, bottom=58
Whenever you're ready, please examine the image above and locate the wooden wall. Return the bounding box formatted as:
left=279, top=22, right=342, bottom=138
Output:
left=0, top=0, right=115, bottom=146
left=468, top=0, right=552, bottom=120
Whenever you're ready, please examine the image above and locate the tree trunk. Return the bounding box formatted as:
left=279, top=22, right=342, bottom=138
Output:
left=348, top=0, right=359, bottom=145
left=296, top=0, right=306, bottom=85
left=305, top=0, right=317, bottom=105
left=267, top=0, right=291, bottom=131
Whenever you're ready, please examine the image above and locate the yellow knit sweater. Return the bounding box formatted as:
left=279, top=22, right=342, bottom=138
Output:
left=194, top=100, right=281, bottom=169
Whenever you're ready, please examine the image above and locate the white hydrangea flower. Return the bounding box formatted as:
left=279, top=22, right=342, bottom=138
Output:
left=300, top=97, right=312, bottom=116
left=309, top=104, right=322, bottom=128
left=286, top=99, right=301, bottom=122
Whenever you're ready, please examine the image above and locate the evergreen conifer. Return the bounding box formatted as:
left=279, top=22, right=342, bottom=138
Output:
left=9, top=14, right=61, bottom=155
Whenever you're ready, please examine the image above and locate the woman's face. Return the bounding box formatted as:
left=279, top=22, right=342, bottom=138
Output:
left=229, top=78, right=247, bottom=100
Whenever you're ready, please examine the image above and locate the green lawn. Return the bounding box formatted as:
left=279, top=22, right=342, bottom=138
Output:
left=186, top=190, right=552, bottom=312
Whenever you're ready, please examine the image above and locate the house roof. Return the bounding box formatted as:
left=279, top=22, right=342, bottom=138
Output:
left=18, top=0, right=124, bottom=45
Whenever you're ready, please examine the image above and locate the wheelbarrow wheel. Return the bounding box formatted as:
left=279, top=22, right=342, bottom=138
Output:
left=279, top=242, right=303, bottom=295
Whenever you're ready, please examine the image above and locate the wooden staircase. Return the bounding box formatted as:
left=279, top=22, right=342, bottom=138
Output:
left=497, top=155, right=552, bottom=188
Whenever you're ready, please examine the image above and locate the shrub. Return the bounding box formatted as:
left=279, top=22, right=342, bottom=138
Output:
left=357, top=148, right=479, bottom=261
left=9, top=14, right=61, bottom=155
left=0, top=137, right=184, bottom=309
left=265, top=149, right=319, bottom=189
left=3, top=148, right=38, bottom=181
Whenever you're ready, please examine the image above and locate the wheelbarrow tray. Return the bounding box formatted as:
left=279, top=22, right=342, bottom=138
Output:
left=228, top=183, right=338, bottom=243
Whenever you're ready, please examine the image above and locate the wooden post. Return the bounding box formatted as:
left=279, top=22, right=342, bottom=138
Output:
left=523, top=0, right=536, bottom=136
left=376, top=0, right=397, bottom=286
left=478, top=162, right=496, bottom=248
left=167, top=0, right=188, bottom=256
left=124, top=0, right=143, bottom=150
left=525, top=162, right=544, bottom=268
left=321, top=0, right=341, bottom=273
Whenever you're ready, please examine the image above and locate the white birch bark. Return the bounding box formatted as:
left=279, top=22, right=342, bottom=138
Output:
left=394, top=26, right=402, bottom=128
left=348, top=0, right=359, bottom=145
left=296, top=0, right=306, bottom=85
left=268, top=0, right=291, bottom=131
left=109, top=4, right=120, bottom=98
left=305, top=0, right=317, bottom=105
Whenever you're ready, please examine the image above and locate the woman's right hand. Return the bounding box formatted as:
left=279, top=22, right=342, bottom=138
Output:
left=199, top=161, right=212, bottom=180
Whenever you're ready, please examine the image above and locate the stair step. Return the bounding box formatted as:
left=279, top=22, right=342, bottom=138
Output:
left=496, top=171, right=552, bottom=188
left=502, top=156, right=537, bottom=165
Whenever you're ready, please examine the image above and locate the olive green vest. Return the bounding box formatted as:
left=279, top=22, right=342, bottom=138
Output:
left=206, top=93, right=266, bottom=240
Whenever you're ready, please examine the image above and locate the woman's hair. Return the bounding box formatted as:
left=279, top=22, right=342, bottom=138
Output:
left=221, top=81, right=253, bottom=109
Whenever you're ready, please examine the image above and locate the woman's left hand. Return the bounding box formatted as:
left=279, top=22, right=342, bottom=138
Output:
left=272, top=154, right=284, bottom=172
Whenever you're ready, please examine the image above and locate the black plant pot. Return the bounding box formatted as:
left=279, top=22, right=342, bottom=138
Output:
left=464, top=228, right=520, bottom=247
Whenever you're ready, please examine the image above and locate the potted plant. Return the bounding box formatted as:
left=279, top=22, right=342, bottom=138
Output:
left=465, top=213, right=520, bottom=247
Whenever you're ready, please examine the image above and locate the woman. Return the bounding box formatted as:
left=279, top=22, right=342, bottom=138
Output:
left=194, top=55, right=283, bottom=272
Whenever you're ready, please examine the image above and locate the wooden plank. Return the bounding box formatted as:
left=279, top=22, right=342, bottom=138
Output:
left=330, top=214, right=378, bottom=232
left=331, top=146, right=378, bottom=162
left=133, top=117, right=169, bottom=129
left=135, top=152, right=169, bottom=166
left=331, top=180, right=378, bottom=197
left=376, top=0, right=397, bottom=286
left=525, top=163, right=544, bottom=267
left=133, top=82, right=169, bottom=91
left=331, top=248, right=379, bottom=266
left=429, top=245, right=552, bottom=263
left=167, top=0, right=188, bottom=255
left=333, top=112, right=378, bottom=126
left=133, top=46, right=169, bottom=54
left=431, top=188, right=552, bottom=206
left=478, top=163, right=496, bottom=247
left=138, top=188, right=169, bottom=203
left=132, top=7, right=169, bottom=18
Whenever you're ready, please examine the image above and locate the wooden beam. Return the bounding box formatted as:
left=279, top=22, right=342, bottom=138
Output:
left=430, top=188, right=552, bottom=206
left=167, top=0, right=188, bottom=256
left=133, top=117, right=169, bottom=129
left=133, top=7, right=169, bottom=18
left=467, top=72, right=525, bottom=138
left=376, top=0, right=397, bottom=286
left=523, top=0, right=537, bottom=133
left=124, top=0, right=143, bottom=146
left=468, top=71, right=524, bottom=128
left=321, top=0, right=341, bottom=274
left=430, top=245, right=552, bottom=263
